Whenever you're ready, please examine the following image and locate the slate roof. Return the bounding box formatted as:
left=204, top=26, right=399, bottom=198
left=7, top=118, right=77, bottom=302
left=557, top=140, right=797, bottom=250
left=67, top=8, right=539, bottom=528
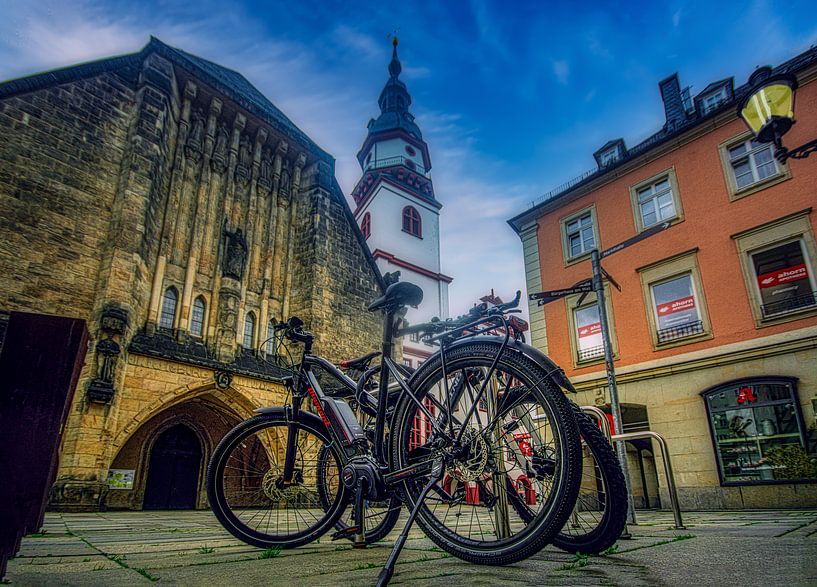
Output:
left=508, top=44, right=817, bottom=232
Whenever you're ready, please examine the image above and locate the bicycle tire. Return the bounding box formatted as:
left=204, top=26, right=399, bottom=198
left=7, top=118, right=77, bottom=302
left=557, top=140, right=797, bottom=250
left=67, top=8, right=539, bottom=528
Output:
left=207, top=411, right=349, bottom=549
left=390, top=341, right=583, bottom=565
left=504, top=402, right=628, bottom=554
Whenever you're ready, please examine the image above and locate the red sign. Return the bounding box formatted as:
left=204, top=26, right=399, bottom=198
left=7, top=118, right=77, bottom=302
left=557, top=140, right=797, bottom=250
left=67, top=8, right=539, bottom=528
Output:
left=656, top=295, right=695, bottom=316
left=736, top=386, right=757, bottom=404
left=513, top=433, right=532, bottom=456
left=578, top=322, right=601, bottom=338
left=757, top=264, right=808, bottom=288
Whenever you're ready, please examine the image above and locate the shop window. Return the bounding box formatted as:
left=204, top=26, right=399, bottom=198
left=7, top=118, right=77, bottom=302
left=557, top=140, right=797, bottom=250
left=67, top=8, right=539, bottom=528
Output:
left=719, top=131, right=790, bottom=200
left=630, top=169, right=683, bottom=233
left=732, top=210, right=817, bottom=327
left=243, top=312, right=256, bottom=349
left=702, top=378, right=813, bottom=485
left=159, top=287, right=178, bottom=330
left=560, top=205, right=600, bottom=264
left=402, top=206, right=422, bottom=238
left=190, top=296, right=206, bottom=337
left=565, top=284, right=618, bottom=367
left=638, top=249, right=711, bottom=349
left=751, top=239, right=816, bottom=319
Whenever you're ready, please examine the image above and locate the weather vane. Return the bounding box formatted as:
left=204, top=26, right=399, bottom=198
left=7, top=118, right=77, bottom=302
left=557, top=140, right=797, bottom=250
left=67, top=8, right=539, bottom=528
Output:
left=387, top=28, right=400, bottom=46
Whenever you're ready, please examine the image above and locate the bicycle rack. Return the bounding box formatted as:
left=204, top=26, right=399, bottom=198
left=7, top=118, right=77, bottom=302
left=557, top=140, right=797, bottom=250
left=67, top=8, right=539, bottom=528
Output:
left=581, top=405, right=685, bottom=530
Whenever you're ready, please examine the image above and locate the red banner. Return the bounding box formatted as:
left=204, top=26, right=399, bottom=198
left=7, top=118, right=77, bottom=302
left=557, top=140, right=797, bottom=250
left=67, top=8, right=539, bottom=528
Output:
left=656, top=295, right=696, bottom=316
left=578, top=322, right=601, bottom=338
left=757, top=264, right=808, bottom=288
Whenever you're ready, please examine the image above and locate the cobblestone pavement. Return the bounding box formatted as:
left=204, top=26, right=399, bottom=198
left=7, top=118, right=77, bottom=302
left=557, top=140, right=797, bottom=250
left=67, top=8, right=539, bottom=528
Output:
left=5, top=509, right=817, bottom=586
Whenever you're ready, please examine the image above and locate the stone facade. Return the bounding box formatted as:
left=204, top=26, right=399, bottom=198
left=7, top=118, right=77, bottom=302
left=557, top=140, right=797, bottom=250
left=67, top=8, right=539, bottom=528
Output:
left=0, top=38, right=384, bottom=510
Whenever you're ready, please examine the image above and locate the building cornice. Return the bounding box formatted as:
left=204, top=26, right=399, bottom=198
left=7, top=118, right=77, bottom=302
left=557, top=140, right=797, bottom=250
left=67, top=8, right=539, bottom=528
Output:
left=371, top=249, right=453, bottom=283
left=353, top=172, right=441, bottom=217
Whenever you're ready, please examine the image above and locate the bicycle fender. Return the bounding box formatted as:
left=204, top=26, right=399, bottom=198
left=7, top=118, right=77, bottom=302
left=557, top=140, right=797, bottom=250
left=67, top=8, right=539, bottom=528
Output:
left=443, top=336, right=578, bottom=394
left=253, top=405, right=333, bottom=432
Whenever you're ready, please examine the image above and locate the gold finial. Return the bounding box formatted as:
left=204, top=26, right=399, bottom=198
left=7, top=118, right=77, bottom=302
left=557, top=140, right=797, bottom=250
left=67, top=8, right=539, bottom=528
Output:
left=392, top=35, right=399, bottom=47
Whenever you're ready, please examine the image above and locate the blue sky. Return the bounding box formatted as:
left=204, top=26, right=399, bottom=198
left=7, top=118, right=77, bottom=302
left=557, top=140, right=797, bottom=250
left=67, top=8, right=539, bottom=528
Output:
left=1, top=0, right=816, bottom=319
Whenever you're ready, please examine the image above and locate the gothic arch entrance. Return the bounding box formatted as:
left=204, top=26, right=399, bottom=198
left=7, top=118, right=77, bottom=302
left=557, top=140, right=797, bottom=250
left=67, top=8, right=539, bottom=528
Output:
left=143, top=424, right=202, bottom=510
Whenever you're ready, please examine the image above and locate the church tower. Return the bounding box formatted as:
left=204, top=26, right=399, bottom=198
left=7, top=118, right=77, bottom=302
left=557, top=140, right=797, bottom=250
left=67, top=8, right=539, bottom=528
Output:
left=351, top=38, right=451, bottom=367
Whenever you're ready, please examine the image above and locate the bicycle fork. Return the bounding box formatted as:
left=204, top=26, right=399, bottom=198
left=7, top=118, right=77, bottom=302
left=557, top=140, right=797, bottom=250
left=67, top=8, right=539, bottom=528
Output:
left=377, top=457, right=444, bottom=587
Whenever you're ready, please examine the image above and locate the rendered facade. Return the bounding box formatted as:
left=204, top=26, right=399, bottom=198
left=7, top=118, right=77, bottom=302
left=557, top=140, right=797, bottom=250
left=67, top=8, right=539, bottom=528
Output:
left=0, top=37, right=383, bottom=510
left=509, top=46, right=817, bottom=509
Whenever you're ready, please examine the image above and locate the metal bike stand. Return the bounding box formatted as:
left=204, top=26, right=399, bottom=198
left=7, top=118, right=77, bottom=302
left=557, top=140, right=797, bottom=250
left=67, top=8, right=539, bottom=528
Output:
left=580, top=406, right=684, bottom=530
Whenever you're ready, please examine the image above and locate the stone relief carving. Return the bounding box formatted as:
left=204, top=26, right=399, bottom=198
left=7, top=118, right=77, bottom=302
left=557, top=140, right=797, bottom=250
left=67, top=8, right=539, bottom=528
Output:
left=257, top=147, right=273, bottom=193
left=211, top=123, right=229, bottom=173
left=279, top=169, right=291, bottom=204
left=222, top=225, right=248, bottom=280
left=87, top=306, right=129, bottom=403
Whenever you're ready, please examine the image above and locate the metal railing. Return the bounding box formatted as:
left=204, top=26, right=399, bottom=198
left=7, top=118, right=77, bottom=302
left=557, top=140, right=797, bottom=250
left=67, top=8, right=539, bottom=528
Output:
left=760, top=291, right=817, bottom=318
left=364, top=155, right=426, bottom=175
left=577, top=345, right=605, bottom=362
left=656, top=320, right=704, bottom=343
left=581, top=405, right=685, bottom=530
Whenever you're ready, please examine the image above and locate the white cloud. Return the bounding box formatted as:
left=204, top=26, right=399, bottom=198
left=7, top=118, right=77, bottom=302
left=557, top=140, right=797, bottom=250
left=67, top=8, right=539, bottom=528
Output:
left=552, top=59, right=570, bottom=85
left=673, top=9, right=682, bottom=28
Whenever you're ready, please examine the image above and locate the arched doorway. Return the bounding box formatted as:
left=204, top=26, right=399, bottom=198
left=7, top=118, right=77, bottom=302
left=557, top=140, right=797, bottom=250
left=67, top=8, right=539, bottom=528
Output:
left=143, top=424, right=202, bottom=510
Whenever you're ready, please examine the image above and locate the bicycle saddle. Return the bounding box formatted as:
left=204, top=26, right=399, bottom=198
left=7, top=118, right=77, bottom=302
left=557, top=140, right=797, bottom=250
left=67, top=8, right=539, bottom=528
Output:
left=367, top=281, right=423, bottom=312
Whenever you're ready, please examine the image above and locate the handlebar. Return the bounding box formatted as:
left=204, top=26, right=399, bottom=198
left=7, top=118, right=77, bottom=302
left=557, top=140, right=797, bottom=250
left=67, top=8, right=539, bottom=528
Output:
left=274, top=316, right=313, bottom=344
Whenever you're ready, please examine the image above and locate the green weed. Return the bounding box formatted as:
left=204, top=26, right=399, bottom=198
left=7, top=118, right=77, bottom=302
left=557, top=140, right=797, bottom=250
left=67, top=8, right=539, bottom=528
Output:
left=258, top=546, right=282, bottom=559
left=198, top=545, right=215, bottom=554
left=134, top=568, right=159, bottom=582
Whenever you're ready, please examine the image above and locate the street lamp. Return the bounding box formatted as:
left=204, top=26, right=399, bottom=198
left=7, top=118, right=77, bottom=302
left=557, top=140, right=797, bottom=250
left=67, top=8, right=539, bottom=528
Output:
left=737, top=66, right=817, bottom=162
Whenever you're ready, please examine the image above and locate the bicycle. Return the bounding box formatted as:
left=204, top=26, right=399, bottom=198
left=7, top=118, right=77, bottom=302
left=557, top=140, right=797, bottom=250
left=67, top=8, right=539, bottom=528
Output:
left=206, top=280, right=584, bottom=585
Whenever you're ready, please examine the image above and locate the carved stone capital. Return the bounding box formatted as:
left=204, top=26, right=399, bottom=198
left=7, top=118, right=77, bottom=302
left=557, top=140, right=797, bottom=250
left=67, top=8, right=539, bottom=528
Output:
left=184, top=81, right=198, bottom=101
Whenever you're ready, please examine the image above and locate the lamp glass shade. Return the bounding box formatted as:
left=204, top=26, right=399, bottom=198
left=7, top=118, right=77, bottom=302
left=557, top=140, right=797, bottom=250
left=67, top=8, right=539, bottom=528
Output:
left=739, top=83, right=794, bottom=135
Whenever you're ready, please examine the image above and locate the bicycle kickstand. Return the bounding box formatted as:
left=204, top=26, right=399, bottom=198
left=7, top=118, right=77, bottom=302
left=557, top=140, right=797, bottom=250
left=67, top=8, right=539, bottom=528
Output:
left=376, top=458, right=444, bottom=587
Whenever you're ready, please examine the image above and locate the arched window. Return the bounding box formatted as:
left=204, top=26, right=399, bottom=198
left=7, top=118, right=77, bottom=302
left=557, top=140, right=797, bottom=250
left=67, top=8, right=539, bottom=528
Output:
left=402, top=206, right=422, bottom=238
left=361, top=212, right=371, bottom=239
left=266, top=320, right=276, bottom=354
left=190, top=296, right=206, bottom=337
left=243, top=312, right=256, bottom=349
left=160, top=287, right=178, bottom=330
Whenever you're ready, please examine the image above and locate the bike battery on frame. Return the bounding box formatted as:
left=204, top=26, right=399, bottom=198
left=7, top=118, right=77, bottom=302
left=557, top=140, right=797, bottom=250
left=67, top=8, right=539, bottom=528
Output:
left=322, top=397, right=367, bottom=450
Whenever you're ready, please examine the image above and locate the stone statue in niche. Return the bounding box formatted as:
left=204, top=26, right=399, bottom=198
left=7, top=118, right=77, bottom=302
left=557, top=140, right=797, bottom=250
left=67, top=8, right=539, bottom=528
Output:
left=185, top=108, right=205, bottom=161
left=86, top=306, right=129, bottom=403
left=235, top=134, right=251, bottom=185
left=222, top=224, right=248, bottom=280
left=279, top=169, right=291, bottom=203
left=211, top=123, right=229, bottom=173
left=257, top=147, right=273, bottom=192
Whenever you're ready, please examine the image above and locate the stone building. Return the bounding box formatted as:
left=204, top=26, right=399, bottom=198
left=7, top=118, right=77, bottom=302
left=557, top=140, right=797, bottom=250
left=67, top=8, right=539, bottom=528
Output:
left=508, top=45, right=817, bottom=509
left=0, top=37, right=384, bottom=510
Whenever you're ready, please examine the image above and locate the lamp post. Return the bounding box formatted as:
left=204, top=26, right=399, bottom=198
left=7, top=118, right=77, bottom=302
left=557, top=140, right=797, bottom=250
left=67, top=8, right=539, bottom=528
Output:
left=737, top=66, right=817, bottom=162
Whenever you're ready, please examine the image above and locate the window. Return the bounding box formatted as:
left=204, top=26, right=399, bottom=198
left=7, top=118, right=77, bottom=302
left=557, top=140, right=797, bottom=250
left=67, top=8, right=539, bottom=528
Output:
left=159, top=287, right=178, bottom=330
left=266, top=320, right=276, bottom=354
left=361, top=212, right=371, bottom=240
left=702, top=378, right=812, bottom=485
left=190, top=296, right=206, bottom=337
left=630, top=168, right=683, bottom=233
left=700, top=86, right=728, bottom=114
left=410, top=396, right=436, bottom=450
left=732, top=210, right=817, bottom=327
left=405, top=145, right=416, bottom=156
left=561, top=208, right=596, bottom=261
left=599, top=148, right=619, bottom=167
left=650, top=274, right=704, bottom=343
left=243, top=312, right=256, bottom=349
left=638, top=249, right=711, bottom=349
left=719, top=132, right=789, bottom=200
left=409, top=332, right=420, bottom=343
left=750, top=240, right=816, bottom=318
left=402, top=206, right=422, bottom=237
left=574, top=304, right=604, bottom=362
left=403, top=358, right=413, bottom=368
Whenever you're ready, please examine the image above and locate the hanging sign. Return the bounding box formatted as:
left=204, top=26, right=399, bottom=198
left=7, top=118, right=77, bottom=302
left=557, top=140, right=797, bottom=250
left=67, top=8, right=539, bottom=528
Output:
left=600, top=221, right=671, bottom=259
left=529, top=283, right=593, bottom=306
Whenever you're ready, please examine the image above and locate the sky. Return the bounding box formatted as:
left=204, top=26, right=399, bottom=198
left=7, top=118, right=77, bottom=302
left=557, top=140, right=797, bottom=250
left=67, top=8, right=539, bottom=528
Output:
left=1, top=0, right=816, bottom=321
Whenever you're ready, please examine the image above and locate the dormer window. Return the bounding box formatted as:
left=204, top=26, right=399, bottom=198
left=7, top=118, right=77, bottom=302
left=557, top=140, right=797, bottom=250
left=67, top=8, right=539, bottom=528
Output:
left=701, top=86, right=728, bottom=114
left=599, top=148, right=619, bottom=167
left=593, top=139, right=626, bottom=169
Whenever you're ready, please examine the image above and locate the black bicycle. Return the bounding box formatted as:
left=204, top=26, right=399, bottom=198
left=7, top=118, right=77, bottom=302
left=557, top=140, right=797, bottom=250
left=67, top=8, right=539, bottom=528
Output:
left=206, top=280, right=583, bottom=584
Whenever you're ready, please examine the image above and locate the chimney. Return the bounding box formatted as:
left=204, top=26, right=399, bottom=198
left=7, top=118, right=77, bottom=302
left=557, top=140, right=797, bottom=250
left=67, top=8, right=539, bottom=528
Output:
left=659, top=73, right=688, bottom=130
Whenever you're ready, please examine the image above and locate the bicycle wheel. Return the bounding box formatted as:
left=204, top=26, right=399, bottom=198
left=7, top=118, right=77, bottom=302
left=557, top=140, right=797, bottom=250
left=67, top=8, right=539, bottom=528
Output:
left=207, top=412, right=349, bottom=549
left=504, top=402, right=628, bottom=554
left=390, top=341, right=583, bottom=565
left=317, top=444, right=402, bottom=543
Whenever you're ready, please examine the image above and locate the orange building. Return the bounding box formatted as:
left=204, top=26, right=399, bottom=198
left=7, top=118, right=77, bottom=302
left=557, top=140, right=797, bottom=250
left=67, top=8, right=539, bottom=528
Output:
left=509, top=47, right=817, bottom=509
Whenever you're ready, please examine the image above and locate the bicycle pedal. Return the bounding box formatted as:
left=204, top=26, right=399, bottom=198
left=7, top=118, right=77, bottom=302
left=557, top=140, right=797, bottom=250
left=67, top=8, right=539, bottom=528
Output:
left=331, top=526, right=362, bottom=541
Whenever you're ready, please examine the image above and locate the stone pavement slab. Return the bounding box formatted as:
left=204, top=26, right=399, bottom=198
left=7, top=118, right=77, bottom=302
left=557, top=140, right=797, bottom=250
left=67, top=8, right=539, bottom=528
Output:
left=4, top=509, right=816, bottom=586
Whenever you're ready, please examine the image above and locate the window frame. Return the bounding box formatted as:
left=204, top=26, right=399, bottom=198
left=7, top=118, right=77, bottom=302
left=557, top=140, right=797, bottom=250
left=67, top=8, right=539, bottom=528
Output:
left=559, top=205, right=600, bottom=265
left=402, top=205, right=422, bottom=238
left=361, top=212, right=371, bottom=240
left=637, top=249, right=712, bottom=350
left=700, top=86, right=728, bottom=114
left=565, top=283, right=618, bottom=368
left=599, top=147, right=619, bottom=167
left=700, top=377, right=811, bottom=487
left=266, top=319, right=277, bottom=355
left=629, top=167, right=684, bottom=234
left=243, top=311, right=256, bottom=349
left=190, top=295, right=206, bottom=338
left=718, top=130, right=790, bottom=201
left=159, top=287, right=178, bottom=331
left=732, top=209, right=817, bottom=328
